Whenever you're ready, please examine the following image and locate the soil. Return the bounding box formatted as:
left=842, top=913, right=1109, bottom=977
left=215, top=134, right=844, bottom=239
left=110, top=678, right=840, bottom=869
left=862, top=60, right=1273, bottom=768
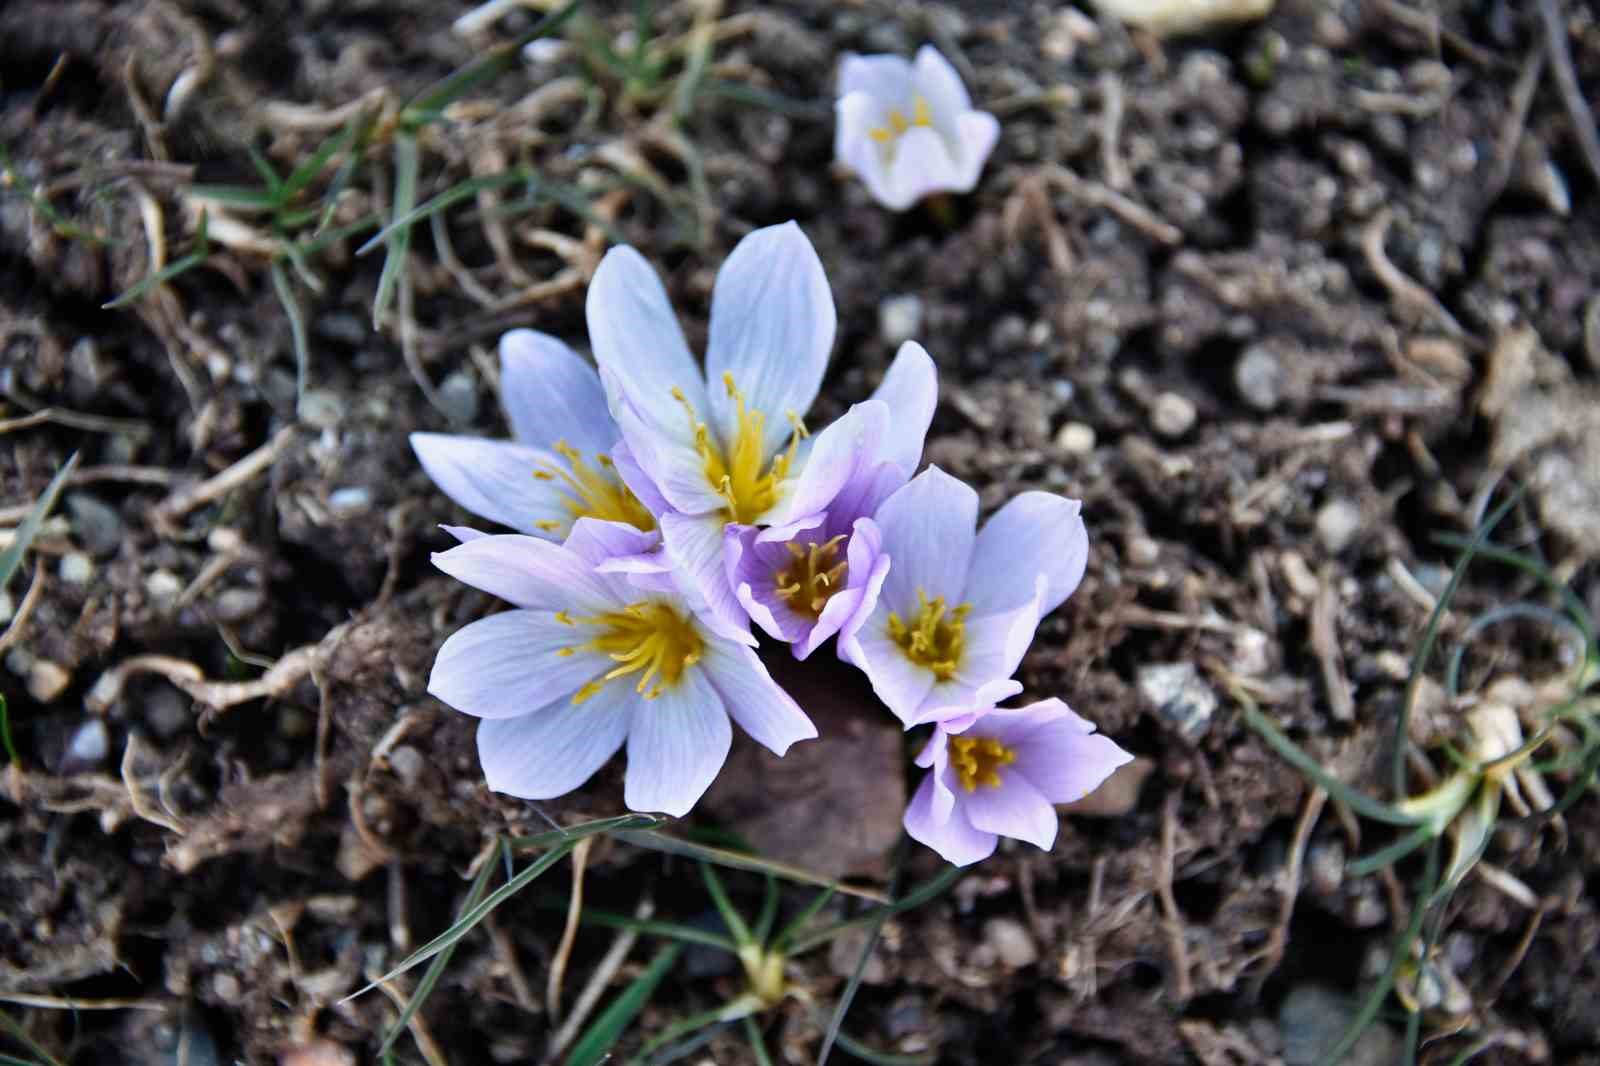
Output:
left=3, top=1, right=1600, bottom=1064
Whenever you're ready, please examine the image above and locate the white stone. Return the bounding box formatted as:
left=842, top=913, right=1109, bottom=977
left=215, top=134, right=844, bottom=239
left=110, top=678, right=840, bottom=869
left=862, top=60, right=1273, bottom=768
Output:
left=1092, top=0, right=1273, bottom=36
left=878, top=295, right=924, bottom=347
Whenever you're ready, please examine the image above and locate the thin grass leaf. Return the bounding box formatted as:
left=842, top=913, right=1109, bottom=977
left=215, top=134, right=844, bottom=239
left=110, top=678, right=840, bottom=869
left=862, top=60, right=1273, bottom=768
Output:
left=372, top=134, right=419, bottom=329
left=699, top=863, right=752, bottom=946
left=536, top=898, right=739, bottom=953
left=376, top=839, right=503, bottom=1058
left=789, top=863, right=964, bottom=956
left=507, top=813, right=662, bottom=851
left=641, top=1021, right=733, bottom=1066
left=0, top=1055, right=55, bottom=1066
left=103, top=211, right=211, bottom=309
left=631, top=1000, right=756, bottom=1066
left=0, top=1009, right=64, bottom=1066
left=316, top=110, right=381, bottom=234
left=1234, top=697, right=1427, bottom=828
left=1401, top=1006, right=1422, bottom=1066
left=771, top=887, right=836, bottom=955
left=752, top=876, right=779, bottom=946
left=0, top=453, right=79, bottom=591
left=1444, top=602, right=1589, bottom=699
left=280, top=117, right=363, bottom=207
left=0, top=143, right=111, bottom=246
left=247, top=145, right=286, bottom=198
left=345, top=840, right=576, bottom=1002
left=356, top=169, right=534, bottom=256
left=695, top=79, right=829, bottom=120
left=294, top=213, right=382, bottom=258
left=564, top=941, right=683, bottom=1066
left=617, top=829, right=886, bottom=902
left=269, top=259, right=312, bottom=409
left=829, top=1031, right=934, bottom=1066
left=486, top=177, right=626, bottom=244
left=0, top=697, right=17, bottom=767
left=1346, top=824, right=1435, bottom=878
left=1430, top=534, right=1595, bottom=649
left=743, top=1017, right=774, bottom=1066
left=278, top=234, right=326, bottom=295
left=1393, top=488, right=1525, bottom=797
left=400, top=0, right=586, bottom=129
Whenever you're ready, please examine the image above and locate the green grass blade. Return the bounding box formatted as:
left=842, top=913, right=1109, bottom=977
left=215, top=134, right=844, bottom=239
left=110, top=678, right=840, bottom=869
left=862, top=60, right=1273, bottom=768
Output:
left=0, top=452, right=79, bottom=592
left=294, top=213, right=382, bottom=259
left=829, top=1031, right=934, bottom=1066
left=1345, top=824, right=1434, bottom=878
left=0, top=1008, right=64, bottom=1066
left=630, top=1001, right=752, bottom=1066
left=743, top=1017, right=774, bottom=1066
left=372, top=135, right=419, bottom=329
left=247, top=145, right=286, bottom=199
left=355, top=169, right=533, bottom=256
left=1236, top=697, right=1426, bottom=828
left=345, top=840, right=576, bottom=1002
left=1429, top=534, right=1595, bottom=650
left=507, top=813, right=663, bottom=851
left=617, top=829, right=886, bottom=901
left=103, top=211, right=211, bottom=309
left=268, top=259, right=312, bottom=409
left=280, top=118, right=361, bottom=207
left=752, top=876, right=779, bottom=946
left=564, top=941, right=683, bottom=1066
left=694, top=79, right=829, bottom=120
left=316, top=110, right=381, bottom=234
left=0, top=696, right=17, bottom=766
left=376, top=839, right=503, bottom=1057
left=771, top=886, right=836, bottom=955
left=400, top=0, right=586, bottom=129
left=699, top=863, right=752, bottom=946
left=535, top=898, right=739, bottom=953
left=789, top=864, right=964, bottom=956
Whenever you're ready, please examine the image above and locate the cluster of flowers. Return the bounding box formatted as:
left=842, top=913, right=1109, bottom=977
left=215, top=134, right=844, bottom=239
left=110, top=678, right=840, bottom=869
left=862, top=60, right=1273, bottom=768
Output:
left=411, top=49, right=1126, bottom=867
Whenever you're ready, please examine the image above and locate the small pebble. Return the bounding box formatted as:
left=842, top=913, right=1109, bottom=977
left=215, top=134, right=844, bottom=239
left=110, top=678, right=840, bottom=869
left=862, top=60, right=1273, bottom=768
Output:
left=1126, top=536, right=1160, bottom=566
left=59, top=552, right=94, bottom=585
left=1151, top=391, right=1197, bottom=438
left=388, top=745, right=425, bottom=788
left=328, top=487, right=373, bottom=514
left=438, top=370, right=480, bottom=425
left=1137, top=662, right=1218, bottom=740
left=59, top=717, right=109, bottom=773
left=297, top=388, right=346, bottom=429
left=214, top=587, right=265, bottom=622
left=982, top=917, right=1039, bottom=969
left=878, top=295, right=924, bottom=347
left=28, top=660, right=72, bottom=703
left=1234, top=344, right=1283, bottom=411
left=146, top=569, right=184, bottom=601
left=1055, top=422, right=1096, bottom=455
left=1314, top=499, right=1362, bottom=554
left=1279, top=984, right=1398, bottom=1066
left=145, top=684, right=190, bottom=738
left=67, top=494, right=124, bottom=556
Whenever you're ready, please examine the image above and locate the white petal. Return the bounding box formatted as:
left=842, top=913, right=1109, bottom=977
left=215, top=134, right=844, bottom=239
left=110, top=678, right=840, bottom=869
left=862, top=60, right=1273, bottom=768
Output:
left=623, top=667, right=731, bottom=816
left=431, top=533, right=620, bottom=613
left=838, top=52, right=915, bottom=101
left=659, top=511, right=756, bottom=645
left=912, top=45, right=973, bottom=122
left=886, top=126, right=965, bottom=210
left=498, top=329, right=616, bottom=455
left=868, top=342, right=938, bottom=475
left=429, top=610, right=606, bottom=718
left=842, top=615, right=937, bottom=728
left=951, top=110, right=1001, bottom=192
left=609, top=389, right=727, bottom=517
left=964, top=492, right=1088, bottom=618
left=875, top=466, right=976, bottom=615
left=765, top=400, right=888, bottom=527
left=411, top=433, right=570, bottom=537
left=705, top=222, right=836, bottom=460
left=587, top=245, right=708, bottom=430
left=699, top=642, right=817, bottom=755
left=476, top=687, right=631, bottom=799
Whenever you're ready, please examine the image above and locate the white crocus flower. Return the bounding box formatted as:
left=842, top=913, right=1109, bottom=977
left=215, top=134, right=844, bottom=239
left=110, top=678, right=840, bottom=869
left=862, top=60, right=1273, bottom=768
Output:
left=834, top=45, right=1000, bottom=212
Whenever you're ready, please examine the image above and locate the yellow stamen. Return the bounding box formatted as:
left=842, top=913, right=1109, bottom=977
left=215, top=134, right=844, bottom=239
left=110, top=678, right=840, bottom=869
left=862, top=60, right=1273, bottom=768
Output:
left=562, top=601, right=704, bottom=703
left=533, top=439, right=656, bottom=536
left=673, top=374, right=806, bottom=525
left=774, top=534, right=848, bottom=619
left=867, top=94, right=934, bottom=146
left=886, top=590, right=971, bottom=682
left=949, top=734, right=1016, bottom=792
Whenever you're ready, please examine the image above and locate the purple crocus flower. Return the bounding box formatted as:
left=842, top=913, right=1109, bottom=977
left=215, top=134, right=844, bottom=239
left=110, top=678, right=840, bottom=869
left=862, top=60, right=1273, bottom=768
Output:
left=838, top=466, right=1088, bottom=727
left=903, top=698, right=1132, bottom=866
left=410, top=330, right=664, bottom=561
left=585, top=221, right=926, bottom=635
left=426, top=521, right=817, bottom=816
left=727, top=341, right=937, bottom=659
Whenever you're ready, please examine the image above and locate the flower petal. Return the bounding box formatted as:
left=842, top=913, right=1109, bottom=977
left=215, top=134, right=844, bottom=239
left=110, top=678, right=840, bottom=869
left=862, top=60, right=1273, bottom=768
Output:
left=411, top=433, right=569, bottom=537
left=800, top=517, right=889, bottom=660
left=623, top=667, right=731, bottom=816
left=765, top=399, right=888, bottom=527
left=961, top=770, right=1059, bottom=851
left=729, top=526, right=811, bottom=646
left=838, top=52, right=915, bottom=101
left=875, top=466, right=976, bottom=615
left=952, top=110, right=1000, bottom=191
left=659, top=511, right=756, bottom=645
left=885, top=126, right=963, bottom=210
left=429, top=609, right=606, bottom=718
left=869, top=342, right=938, bottom=475
left=587, top=245, right=708, bottom=430
left=440, top=524, right=489, bottom=543
left=431, top=533, right=619, bottom=612
left=699, top=641, right=817, bottom=755
left=990, top=700, right=1134, bottom=805
left=903, top=771, right=996, bottom=867
left=564, top=516, right=661, bottom=568
left=475, top=687, right=631, bottom=799
left=912, top=45, right=973, bottom=120
left=498, top=329, right=615, bottom=455
left=608, top=387, right=727, bottom=517
left=705, top=222, right=836, bottom=460
left=841, top=615, right=937, bottom=728
left=965, top=492, right=1088, bottom=617
left=835, top=93, right=900, bottom=209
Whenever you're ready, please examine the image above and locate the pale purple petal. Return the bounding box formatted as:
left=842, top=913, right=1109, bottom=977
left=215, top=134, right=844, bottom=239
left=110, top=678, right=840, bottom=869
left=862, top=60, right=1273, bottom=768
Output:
left=951, top=110, right=1001, bottom=191
left=429, top=610, right=607, bottom=718
left=875, top=466, right=977, bottom=615
left=498, top=329, right=615, bottom=455
left=431, top=534, right=619, bottom=613
left=885, top=126, right=963, bottom=211
left=765, top=400, right=888, bottom=527
left=564, top=516, right=661, bottom=568
left=610, top=438, right=672, bottom=515
left=609, top=391, right=727, bottom=517
left=699, top=641, right=818, bottom=755
left=965, top=492, right=1088, bottom=617
left=801, top=517, right=888, bottom=660
left=868, top=342, right=938, bottom=475
left=961, top=770, right=1059, bottom=850
left=705, top=222, right=836, bottom=460
left=410, top=433, right=569, bottom=537
left=623, top=668, right=732, bottom=816
left=441, top=524, right=489, bottom=543
left=475, top=687, right=631, bottom=799
left=659, top=511, right=756, bottom=645
left=729, top=526, right=812, bottom=646
left=586, top=245, right=707, bottom=422
left=903, top=771, right=996, bottom=867
left=838, top=52, right=915, bottom=102
left=841, top=616, right=937, bottom=727
left=988, top=700, right=1134, bottom=805
left=912, top=45, right=973, bottom=121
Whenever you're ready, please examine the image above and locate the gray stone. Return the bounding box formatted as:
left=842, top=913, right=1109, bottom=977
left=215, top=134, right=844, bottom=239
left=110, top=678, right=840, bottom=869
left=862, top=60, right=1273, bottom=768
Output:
left=438, top=370, right=480, bottom=425
left=1137, top=662, right=1218, bottom=740
left=878, top=295, right=924, bottom=347
left=67, top=494, right=124, bottom=557
left=1151, top=391, right=1197, bottom=438
left=1279, top=984, right=1399, bottom=1066
left=59, top=551, right=94, bottom=585
left=983, top=917, right=1040, bottom=969
left=1234, top=344, right=1283, bottom=411
left=59, top=717, right=109, bottom=772
left=1315, top=498, right=1363, bottom=554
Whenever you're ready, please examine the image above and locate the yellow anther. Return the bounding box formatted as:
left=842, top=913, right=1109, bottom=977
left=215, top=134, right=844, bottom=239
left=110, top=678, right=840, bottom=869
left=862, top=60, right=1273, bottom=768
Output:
left=773, top=534, right=848, bottom=619
left=887, top=590, right=971, bottom=682
left=533, top=438, right=656, bottom=536
left=867, top=95, right=935, bottom=148
left=674, top=376, right=804, bottom=525
left=534, top=519, right=562, bottom=532
left=949, top=734, right=1016, bottom=792
left=561, top=601, right=705, bottom=704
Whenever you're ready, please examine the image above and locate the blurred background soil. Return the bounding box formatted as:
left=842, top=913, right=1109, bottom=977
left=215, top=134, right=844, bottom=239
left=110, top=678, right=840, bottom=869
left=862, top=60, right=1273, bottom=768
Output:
left=3, top=0, right=1600, bottom=1062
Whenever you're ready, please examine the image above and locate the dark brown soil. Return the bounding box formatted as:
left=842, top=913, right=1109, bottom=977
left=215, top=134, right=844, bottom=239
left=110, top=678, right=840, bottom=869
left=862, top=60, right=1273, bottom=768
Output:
left=4, top=1, right=1600, bottom=1063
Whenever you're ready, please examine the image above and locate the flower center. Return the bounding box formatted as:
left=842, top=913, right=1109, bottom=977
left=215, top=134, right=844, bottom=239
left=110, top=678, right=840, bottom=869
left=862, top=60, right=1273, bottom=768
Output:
left=533, top=440, right=656, bottom=535
left=672, top=373, right=806, bottom=525
left=868, top=94, right=934, bottom=146
left=886, top=590, right=971, bottom=682
left=557, top=601, right=704, bottom=703
left=949, top=734, right=1016, bottom=792
left=773, top=534, right=848, bottom=620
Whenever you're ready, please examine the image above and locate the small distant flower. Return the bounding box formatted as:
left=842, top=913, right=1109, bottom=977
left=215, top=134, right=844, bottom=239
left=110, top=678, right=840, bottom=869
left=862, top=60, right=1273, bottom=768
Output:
left=411, top=330, right=664, bottom=561
left=589, top=221, right=921, bottom=635
left=834, top=45, right=1000, bottom=212
left=904, top=699, right=1132, bottom=866
left=426, top=521, right=817, bottom=816
left=728, top=341, right=937, bottom=659
left=839, top=467, right=1089, bottom=727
